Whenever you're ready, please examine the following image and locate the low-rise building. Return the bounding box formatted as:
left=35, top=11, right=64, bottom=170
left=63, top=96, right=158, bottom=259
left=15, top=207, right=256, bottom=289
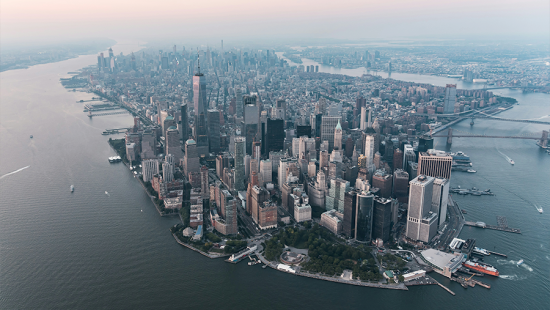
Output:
left=320, top=209, right=343, bottom=235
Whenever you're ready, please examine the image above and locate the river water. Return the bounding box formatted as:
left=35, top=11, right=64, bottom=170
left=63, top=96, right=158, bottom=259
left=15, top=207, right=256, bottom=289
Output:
left=1, top=47, right=548, bottom=309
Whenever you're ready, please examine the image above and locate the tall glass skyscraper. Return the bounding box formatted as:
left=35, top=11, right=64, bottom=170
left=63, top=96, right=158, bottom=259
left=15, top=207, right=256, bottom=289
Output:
left=193, top=57, right=209, bottom=155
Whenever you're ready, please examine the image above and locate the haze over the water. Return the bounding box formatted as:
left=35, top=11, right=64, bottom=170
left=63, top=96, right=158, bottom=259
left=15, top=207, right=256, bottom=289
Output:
left=1, top=0, right=549, bottom=46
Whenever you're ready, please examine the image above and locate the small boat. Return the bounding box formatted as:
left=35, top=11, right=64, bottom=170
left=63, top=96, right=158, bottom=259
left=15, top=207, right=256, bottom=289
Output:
left=105, top=191, right=109, bottom=195
left=517, top=259, right=524, bottom=266
left=70, top=185, right=74, bottom=192
left=535, top=205, right=543, bottom=214
left=30, top=135, right=33, bottom=139
left=467, top=169, right=476, bottom=173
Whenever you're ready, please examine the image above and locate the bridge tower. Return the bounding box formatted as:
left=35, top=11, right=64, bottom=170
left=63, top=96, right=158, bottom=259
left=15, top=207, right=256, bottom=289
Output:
left=447, top=128, right=453, bottom=145
left=540, top=130, right=549, bottom=148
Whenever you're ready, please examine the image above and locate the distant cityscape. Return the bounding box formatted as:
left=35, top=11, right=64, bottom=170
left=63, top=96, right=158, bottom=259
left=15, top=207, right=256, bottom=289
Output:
left=67, top=43, right=549, bottom=292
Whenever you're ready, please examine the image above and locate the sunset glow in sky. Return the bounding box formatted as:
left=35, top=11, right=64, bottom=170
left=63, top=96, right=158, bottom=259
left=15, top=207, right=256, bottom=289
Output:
left=1, top=0, right=549, bottom=45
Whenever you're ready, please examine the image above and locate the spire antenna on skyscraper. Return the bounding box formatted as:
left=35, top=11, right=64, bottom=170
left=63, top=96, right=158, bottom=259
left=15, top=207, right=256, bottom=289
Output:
left=196, top=50, right=201, bottom=76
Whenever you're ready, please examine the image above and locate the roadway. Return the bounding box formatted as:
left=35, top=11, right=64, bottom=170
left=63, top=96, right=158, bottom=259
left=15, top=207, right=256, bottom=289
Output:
left=436, top=196, right=465, bottom=250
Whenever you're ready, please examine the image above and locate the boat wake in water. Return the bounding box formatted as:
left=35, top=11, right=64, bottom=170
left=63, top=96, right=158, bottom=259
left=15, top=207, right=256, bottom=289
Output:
left=497, top=149, right=514, bottom=165
left=499, top=274, right=527, bottom=281
left=0, top=166, right=30, bottom=180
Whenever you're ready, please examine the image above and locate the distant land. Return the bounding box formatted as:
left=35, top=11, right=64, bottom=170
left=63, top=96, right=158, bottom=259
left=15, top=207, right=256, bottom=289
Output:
left=0, top=38, right=116, bottom=72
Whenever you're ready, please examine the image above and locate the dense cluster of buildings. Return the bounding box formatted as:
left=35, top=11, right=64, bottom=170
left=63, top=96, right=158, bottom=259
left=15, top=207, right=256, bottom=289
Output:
left=90, top=45, right=492, bottom=245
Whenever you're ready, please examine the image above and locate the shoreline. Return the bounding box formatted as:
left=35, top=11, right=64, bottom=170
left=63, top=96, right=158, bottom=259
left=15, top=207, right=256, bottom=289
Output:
left=172, top=233, right=230, bottom=259
left=254, top=251, right=409, bottom=291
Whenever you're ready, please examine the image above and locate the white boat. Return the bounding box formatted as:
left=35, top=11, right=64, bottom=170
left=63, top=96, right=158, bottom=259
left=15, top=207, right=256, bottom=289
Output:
left=467, top=169, right=476, bottom=173
left=105, top=191, right=109, bottom=195
left=517, top=259, right=524, bottom=266
left=535, top=205, right=543, bottom=214
left=509, top=159, right=515, bottom=165
left=70, top=185, right=74, bottom=192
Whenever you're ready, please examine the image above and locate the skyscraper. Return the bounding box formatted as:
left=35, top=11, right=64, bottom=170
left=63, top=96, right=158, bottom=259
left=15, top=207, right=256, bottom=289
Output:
left=180, top=103, right=189, bottom=141
left=406, top=175, right=438, bottom=243
left=443, top=84, right=457, bottom=114
left=162, top=162, right=174, bottom=183
left=234, top=137, right=246, bottom=191
left=235, top=88, right=243, bottom=118
left=372, top=197, right=392, bottom=243
left=207, top=109, right=221, bottom=153
left=418, top=149, right=452, bottom=180
left=265, top=119, right=284, bottom=153
left=343, top=191, right=357, bottom=238
left=193, top=55, right=208, bottom=155
left=333, top=120, right=342, bottom=151
left=184, top=139, right=200, bottom=176
left=325, top=178, right=350, bottom=212
left=372, top=170, right=392, bottom=199
left=321, top=116, right=341, bottom=151
left=432, top=177, right=450, bottom=227
left=165, top=127, right=182, bottom=163
left=355, top=192, right=374, bottom=242
left=142, top=159, right=159, bottom=182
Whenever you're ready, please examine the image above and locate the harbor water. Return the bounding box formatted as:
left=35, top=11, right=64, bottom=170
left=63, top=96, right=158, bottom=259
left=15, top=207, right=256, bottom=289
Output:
left=1, top=46, right=549, bottom=309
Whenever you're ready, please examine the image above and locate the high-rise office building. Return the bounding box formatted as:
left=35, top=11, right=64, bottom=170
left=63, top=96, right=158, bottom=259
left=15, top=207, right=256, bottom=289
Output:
left=432, top=177, right=450, bottom=227
left=372, top=197, right=392, bottom=243
left=165, top=127, right=182, bottom=163
left=364, top=134, right=375, bottom=169
left=418, top=136, right=433, bottom=153
left=234, top=137, right=246, bottom=191
left=325, top=178, right=350, bottom=212
left=200, top=166, right=209, bottom=199
left=333, top=120, right=342, bottom=151
left=193, top=57, right=209, bottom=156
left=180, top=103, right=189, bottom=141
left=406, top=175, right=438, bottom=243
left=343, top=191, right=357, bottom=238
left=184, top=139, right=200, bottom=176
left=259, top=159, right=272, bottom=185
left=443, top=84, right=457, bottom=114
left=372, top=170, right=393, bottom=198
left=355, top=192, right=374, bottom=242
left=235, top=88, right=244, bottom=118
left=360, top=107, right=368, bottom=130
left=321, top=116, right=341, bottom=151
left=418, top=150, right=452, bottom=180
left=142, top=159, right=159, bottom=182
left=265, top=119, right=284, bottom=153
left=207, top=109, right=221, bottom=153
left=393, top=169, right=409, bottom=201
left=403, top=144, right=416, bottom=172
left=162, top=162, right=174, bottom=183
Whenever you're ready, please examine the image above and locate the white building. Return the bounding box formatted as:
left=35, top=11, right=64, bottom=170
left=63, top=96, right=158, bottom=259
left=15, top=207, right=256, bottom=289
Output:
left=294, top=204, right=312, bottom=223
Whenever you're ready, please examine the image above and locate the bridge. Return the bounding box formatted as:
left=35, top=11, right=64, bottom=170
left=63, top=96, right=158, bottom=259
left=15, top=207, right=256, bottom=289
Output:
left=482, top=85, right=544, bottom=91
left=432, top=128, right=549, bottom=146
left=414, top=111, right=550, bottom=125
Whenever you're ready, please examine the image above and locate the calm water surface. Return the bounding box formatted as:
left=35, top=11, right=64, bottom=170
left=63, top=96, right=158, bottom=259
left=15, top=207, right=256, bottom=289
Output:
left=1, top=47, right=548, bottom=309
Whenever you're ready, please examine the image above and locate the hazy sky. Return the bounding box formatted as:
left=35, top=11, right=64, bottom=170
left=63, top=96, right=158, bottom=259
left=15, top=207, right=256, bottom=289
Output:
left=1, top=0, right=549, bottom=46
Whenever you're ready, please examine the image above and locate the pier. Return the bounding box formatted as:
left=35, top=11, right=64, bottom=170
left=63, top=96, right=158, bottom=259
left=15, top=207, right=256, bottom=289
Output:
left=464, top=220, right=521, bottom=234
left=486, top=250, right=507, bottom=257
left=88, top=111, right=130, bottom=118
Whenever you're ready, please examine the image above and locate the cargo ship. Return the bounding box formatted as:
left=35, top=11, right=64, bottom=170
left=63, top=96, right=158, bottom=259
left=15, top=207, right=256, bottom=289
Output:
left=463, top=260, right=499, bottom=276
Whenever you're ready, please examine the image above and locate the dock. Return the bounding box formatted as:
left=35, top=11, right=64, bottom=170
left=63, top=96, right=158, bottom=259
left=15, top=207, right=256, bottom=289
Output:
left=486, top=250, right=507, bottom=257
left=88, top=111, right=130, bottom=118
left=464, top=216, right=521, bottom=234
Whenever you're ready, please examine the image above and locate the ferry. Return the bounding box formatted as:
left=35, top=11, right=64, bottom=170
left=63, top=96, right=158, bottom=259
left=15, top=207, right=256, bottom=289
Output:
left=108, top=156, right=122, bottom=163
left=451, top=151, right=470, bottom=161
left=70, top=185, right=74, bottom=192
left=473, top=247, right=490, bottom=256
left=517, top=259, right=524, bottom=266
left=463, top=260, right=499, bottom=276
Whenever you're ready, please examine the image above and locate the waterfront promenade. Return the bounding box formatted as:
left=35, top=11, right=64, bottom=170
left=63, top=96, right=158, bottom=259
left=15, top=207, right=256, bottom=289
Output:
left=255, top=252, right=408, bottom=291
